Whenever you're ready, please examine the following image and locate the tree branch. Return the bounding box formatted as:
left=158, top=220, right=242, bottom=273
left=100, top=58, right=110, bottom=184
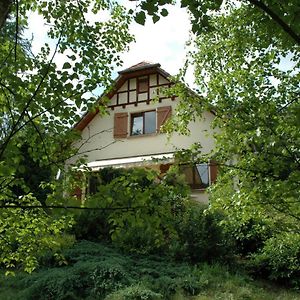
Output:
left=0, top=204, right=145, bottom=211
left=248, top=0, right=300, bottom=45
left=0, top=32, right=62, bottom=159
left=14, top=0, right=18, bottom=62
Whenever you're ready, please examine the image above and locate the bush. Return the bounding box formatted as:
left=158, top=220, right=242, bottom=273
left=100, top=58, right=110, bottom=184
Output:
left=72, top=167, right=189, bottom=254
left=12, top=253, right=131, bottom=299
left=72, top=209, right=110, bottom=241
left=170, top=204, right=234, bottom=264
left=71, top=167, right=235, bottom=264
left=2, top=241, right=299, bottom=300
left=249, top=232, right=300, bottom=287
left=228, top=217, right=272, bottom=256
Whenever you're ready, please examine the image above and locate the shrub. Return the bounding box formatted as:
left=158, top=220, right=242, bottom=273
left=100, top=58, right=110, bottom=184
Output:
left=91, top=263, right=129, bottom=297
left=2, top=241, right=299, bottom=300
left=170, top=204, right=234, bottom=264
left=72, top=209, right=110, bottom=241
left=14, top=260, right=130, bottom=299
left=72, top=167, right=189, bottom=254
left=249, top=232, right=300, bottom=287
left=71, top=167, right=235, bottom=264
left=227, top=217, right=272, bottom=256
left=105, top=284, right=163, bottom=300
left=38, top=233, right=75, bottom=267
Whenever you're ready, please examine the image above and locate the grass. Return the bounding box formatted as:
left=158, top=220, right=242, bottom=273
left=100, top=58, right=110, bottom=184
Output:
left=0, top=240, right=299, bottom=300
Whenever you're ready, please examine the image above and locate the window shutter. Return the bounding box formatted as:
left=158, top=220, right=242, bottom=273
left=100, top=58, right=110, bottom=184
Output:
left=114, top=112, right=128, bottom=138
left=156, top=106, right=172, bottom=132
left=209, top=160, right=218, bottom=184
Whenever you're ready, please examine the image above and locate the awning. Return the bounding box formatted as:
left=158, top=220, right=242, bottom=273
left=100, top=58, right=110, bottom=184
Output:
left=83, top=153, right=175, bottom=171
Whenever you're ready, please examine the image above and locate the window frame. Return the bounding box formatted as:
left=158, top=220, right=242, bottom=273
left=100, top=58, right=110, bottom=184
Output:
left=130, top=110, right=156, bottom=136
left=180, top=163, right=210, bottom=190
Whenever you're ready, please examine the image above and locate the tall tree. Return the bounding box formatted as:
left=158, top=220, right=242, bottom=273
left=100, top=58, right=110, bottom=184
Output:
left=156, top=0, right=300, bottom=268
left=0, top=0, right=133, bottom=273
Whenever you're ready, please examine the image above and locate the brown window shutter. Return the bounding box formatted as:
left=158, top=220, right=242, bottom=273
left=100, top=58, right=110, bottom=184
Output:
left=156, top=106, right=172, bottom=132
left=114, top=112, right=128, bottom=138
left=209, top=160, right=218, bottom=184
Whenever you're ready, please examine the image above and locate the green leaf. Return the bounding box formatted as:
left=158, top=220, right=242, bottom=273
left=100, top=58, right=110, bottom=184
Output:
left=161, top=8, right=168, bottom=17
left=135, top=11, right=146, bottom=25
left=62, top=62, right=71, bottom=69
left=152, top=14, right=160, bottom=23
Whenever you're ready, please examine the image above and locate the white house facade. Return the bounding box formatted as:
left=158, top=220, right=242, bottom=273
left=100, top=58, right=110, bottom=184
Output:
left=68, top=62, right=217, bottom=203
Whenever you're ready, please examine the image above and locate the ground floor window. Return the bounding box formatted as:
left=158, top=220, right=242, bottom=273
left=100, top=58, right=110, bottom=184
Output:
left=180, top=164, right=210, bottom=189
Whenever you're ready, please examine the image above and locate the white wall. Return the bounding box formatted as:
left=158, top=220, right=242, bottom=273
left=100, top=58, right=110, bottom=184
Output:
left=68, top=98, right=216, bottom=164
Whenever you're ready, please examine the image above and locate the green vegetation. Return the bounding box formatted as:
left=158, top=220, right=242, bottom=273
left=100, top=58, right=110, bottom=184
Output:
left=1, top=240, right=300, bottom=300
left=1, top=0, right=299, bottom=297
left=155, top=0, right=300, bottom=289
left=0, top=0, right=133, bottom=273
left=72, top=167, right=232, bottom=263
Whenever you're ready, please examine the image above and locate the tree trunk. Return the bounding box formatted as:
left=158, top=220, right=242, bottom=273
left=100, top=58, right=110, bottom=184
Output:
left=0, top=0, right=12, bottom=30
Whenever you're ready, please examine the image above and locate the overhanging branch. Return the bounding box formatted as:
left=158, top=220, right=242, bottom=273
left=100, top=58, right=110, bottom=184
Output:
left=248, top=0, right=300, bottom=45
left=0, top=204, right=145, bottom=211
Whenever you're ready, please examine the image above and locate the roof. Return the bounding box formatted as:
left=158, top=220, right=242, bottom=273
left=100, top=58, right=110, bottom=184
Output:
left=118, top=62, right=161, bottom=74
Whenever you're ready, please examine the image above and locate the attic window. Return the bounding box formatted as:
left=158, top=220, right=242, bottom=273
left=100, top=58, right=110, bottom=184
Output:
left=137, top=77, right=148, bottom=93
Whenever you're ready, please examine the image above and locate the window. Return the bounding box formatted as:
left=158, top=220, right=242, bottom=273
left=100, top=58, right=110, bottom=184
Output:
left=180, top=164, right=210, bottom=189
left=113, top=106, right=171, bottom=139
left=131, top=110, right=156, bottom=135
left=137, top=77, right=148, bottom=93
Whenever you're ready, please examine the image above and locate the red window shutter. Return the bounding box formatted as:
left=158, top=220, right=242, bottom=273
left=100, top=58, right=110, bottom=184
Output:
left=209, top=160, right=218, bottom=184
left=114, top=112, right=128, bottom=138
left=156, top=106, right=172, bottom=132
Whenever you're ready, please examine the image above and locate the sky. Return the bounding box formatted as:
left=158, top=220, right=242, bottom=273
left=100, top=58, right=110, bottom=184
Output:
left=119, top=3, right=192, bottom=76
left=26, top=2, right=194, bottom=87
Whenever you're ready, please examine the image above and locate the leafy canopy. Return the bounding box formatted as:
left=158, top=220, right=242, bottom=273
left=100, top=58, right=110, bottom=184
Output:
left=0, top=0, right=133, bottom=273
left=160, top=0, right=300, bottom=282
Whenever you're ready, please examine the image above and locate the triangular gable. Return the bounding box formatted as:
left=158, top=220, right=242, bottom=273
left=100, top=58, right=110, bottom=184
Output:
left=75, top=62, right=172, bottom=131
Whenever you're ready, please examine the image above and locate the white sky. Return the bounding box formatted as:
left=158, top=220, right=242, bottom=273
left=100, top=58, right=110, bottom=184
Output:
left=119, top=3, right=191, bottom=76
left=26, top=2, right=194, bottom=87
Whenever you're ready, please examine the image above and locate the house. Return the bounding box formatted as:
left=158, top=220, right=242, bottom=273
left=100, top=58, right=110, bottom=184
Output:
left=68, top=62, right=217, bottom=203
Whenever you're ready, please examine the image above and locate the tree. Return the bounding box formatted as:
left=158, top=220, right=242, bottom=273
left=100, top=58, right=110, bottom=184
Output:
left=127, top=0, right=300, bottom=279
left=147, top=0, right=299, bottom=280
left=0, top=0, right=133, bottom=273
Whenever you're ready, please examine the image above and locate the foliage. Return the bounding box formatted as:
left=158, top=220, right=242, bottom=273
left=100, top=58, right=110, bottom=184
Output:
left=249, top=232, right=300, bottom=287
left=106, top=284, right=163, bottom=300
left=1, top=241, right=300, bottom=300
left=132, top=0, right=300, bottom=44
left=0, top=0, right=133, bottom=272
left=10, top=143, right=52, bottom=204
left=0, top=194, right=74, bottom=274
left=152, top=0, right=300, bottom=285
left=73, top=167, right=234, bottom=264
left=73, top=167, right=189, bottom=254
left=170, top=204, right=234, bottom=264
